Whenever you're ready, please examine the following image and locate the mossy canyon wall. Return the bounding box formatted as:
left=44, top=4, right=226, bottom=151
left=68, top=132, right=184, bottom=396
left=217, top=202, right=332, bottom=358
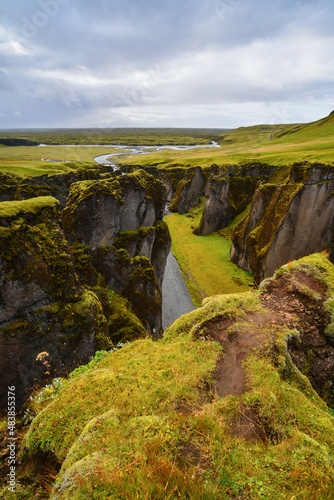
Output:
left=0, top=167, right=170, bottom=410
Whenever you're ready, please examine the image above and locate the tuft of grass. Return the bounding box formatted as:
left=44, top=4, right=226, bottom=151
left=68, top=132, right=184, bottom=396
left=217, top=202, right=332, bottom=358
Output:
left=23, top=337, right=222, bottom=460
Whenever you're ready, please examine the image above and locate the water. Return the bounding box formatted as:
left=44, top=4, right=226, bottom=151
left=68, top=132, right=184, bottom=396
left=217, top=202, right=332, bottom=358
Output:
left=162, top=251, right=196, bottom=330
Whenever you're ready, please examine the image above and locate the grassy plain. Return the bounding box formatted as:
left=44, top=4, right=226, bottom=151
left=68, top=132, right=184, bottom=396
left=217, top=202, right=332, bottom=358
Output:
left=0, top=127, right=226, bottom=146
left=0, top=145, right=125, bottom=177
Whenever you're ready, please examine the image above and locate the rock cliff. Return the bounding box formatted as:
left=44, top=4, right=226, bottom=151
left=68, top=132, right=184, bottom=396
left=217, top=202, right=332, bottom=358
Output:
left=231, top=163, right=334, bottom=283
left=0, top=197, right=109, bottom=410
left=194, top=163, right=274, bottom=235
left=169, top=166, right=206, bottom=213
left=62, top=170, right=171, bottom=334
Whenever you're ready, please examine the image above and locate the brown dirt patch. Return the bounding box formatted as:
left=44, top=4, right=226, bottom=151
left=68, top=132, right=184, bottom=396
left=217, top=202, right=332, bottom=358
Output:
left=205, top=313, right=275, bottom=397
left=177, top=441, right=208, bottom=470
left=231, top=407, right=267, bottom=443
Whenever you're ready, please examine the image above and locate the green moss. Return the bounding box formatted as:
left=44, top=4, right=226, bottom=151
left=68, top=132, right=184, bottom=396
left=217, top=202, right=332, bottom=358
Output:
left=113, top=226, right=155, bottom=256
left=92, top=286, right=147, bottom=344
left=228, top=176, right=259, bottom=215
left=23, top=336, right=221, bottom=460
left=0, top=196, right=59, bottom=221
left=16, top=183, right=54, bottom=200
left=163, top=290, right=263, bottom=341
left=0, top=214, right=80, bottom=300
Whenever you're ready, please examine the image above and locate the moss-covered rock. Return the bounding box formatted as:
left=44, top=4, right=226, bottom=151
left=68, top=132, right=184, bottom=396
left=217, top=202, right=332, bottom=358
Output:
left=231, top=163, right=334, bottom=283
left=0, top=171, right=22, bottom=201
left=0, top=198, right=109, bottom=411
left=91, top=247, right=163, bottom=335
left=169, top=166, right=205, bottom=214
left=193, top=163, right=272, bottom=236
left=62, top=170, right=166, bottom=246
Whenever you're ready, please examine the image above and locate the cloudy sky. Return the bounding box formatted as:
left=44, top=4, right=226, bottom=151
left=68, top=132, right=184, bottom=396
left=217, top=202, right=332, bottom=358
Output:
left=0, top=0, right=334, bottom=129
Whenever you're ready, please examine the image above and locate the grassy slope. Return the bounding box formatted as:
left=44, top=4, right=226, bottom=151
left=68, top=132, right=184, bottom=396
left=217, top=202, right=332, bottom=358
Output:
left=119, top=112, right=334, bottom=168
left=10, top=254, right=334, bottom=500
left=165, top=200, right=254, bottom=307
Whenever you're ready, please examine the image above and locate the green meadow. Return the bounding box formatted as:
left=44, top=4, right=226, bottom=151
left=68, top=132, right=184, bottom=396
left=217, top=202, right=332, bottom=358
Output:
left=165, top=200, right=254, bottom=307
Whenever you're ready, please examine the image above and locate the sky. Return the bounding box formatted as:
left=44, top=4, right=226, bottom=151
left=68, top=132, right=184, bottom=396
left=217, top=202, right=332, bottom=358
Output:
left=0, top=0, right=334, bottom=130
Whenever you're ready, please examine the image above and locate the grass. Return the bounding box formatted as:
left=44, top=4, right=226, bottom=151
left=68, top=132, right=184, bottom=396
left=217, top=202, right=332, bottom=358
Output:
left=165, top=199, right=254, bottom=307
left=0, top=145, right=125, bottom=178
left=119, top=112, right=334, bottom=169
left=0, top=127, right=226, bottom=146
left=1, top=113, right=334, bottom=179
left=14, top=255, right=334, bottom=499
left=0, top=196, right=59, bottom=219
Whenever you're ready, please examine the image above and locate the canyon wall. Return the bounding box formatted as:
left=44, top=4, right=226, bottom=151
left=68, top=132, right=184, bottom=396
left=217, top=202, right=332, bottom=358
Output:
left=230, top=163, right=334, bottom=283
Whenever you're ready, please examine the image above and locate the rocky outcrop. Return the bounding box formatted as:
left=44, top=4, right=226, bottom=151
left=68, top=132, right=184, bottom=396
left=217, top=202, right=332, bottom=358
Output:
left=91, top=247, right=163, bottom=336
left=0, top=197, right=109, bottom=410
left=194, top=163, right=274, bottom=235
left=0, top=169, right=171, bottom=411
left=259, top=254, right=334, bottom=405
left=169, top=167, right=205, bottom=214
left=231, top=163, right=334, bottom=284
left=62, top=170, right=170, bottom=335
left=16, top=163, right=115, bottom=208
left=0, top=172, right=21, bottom=202
left=62, top=170, right=165, bottom=246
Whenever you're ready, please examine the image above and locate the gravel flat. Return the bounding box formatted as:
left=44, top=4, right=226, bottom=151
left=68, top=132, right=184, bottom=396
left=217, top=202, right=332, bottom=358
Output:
left=162, top=251, right=196, bottom=330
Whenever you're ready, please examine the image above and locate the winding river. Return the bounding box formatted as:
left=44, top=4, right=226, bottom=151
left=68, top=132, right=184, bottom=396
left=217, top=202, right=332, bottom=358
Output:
left=93, top=141, right=220, bottom=168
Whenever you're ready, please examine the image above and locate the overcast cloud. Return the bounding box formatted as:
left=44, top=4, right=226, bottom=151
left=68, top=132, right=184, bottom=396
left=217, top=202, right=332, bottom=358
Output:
left=0, top=0, right=333, bottom=129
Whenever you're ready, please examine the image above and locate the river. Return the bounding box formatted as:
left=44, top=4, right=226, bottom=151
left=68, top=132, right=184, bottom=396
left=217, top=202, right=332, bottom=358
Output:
left=93, top=141, right=220, bottom=168
left=161, top=250, right=196, bottom=330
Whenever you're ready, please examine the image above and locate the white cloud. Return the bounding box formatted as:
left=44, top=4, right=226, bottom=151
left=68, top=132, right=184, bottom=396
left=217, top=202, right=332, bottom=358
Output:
left=0, top=0, right=334, bottom=128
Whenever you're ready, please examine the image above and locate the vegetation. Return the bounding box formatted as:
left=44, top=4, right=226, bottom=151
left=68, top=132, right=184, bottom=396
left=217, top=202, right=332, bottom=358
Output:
left=119, top=111, right=334, bottom=168
left=0, top=128, right=226, bottom=146
left=1, top=253, right=331, bottom=499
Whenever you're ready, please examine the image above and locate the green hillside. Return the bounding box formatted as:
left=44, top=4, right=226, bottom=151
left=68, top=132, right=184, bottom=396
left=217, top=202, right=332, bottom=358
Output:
left=274, top=110, right=334, bottom=143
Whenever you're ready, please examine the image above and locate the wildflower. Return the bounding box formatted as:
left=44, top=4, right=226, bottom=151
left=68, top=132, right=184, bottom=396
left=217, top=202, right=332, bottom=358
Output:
left=36, top=351, right=49, bottom=362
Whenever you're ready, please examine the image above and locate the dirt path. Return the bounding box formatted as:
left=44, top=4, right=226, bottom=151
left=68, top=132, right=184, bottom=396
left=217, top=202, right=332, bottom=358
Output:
left=208, top=312, right=280, bottom=396
left=202, top=269, right=330, bottom=399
